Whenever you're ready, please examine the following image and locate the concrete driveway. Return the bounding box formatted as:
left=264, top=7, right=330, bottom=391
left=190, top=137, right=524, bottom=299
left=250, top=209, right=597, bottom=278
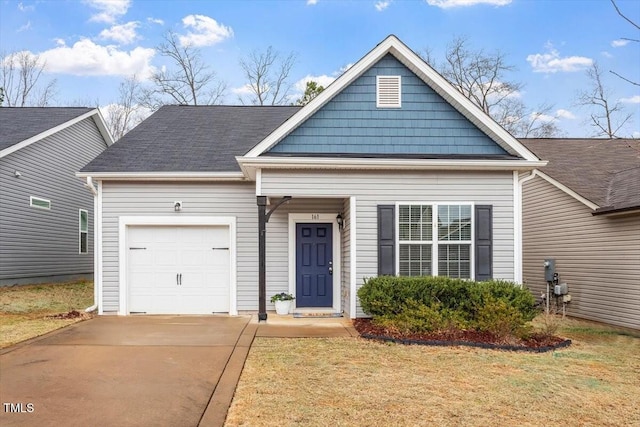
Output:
left=0, top=315, right=256, bottom=427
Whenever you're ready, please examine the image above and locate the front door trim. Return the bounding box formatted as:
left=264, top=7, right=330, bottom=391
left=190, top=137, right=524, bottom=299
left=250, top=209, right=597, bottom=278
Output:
left=288, top=213, right=341, bottom=312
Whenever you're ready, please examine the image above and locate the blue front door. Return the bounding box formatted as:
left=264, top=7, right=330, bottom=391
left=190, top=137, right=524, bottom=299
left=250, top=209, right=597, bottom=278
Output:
left=296, top=223, right=333, bottom=307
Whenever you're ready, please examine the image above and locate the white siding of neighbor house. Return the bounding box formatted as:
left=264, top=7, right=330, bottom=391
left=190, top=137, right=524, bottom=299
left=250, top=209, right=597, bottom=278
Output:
left=100, top=181, right=258, bottom=312
left=261, top=169, right=515, bottom=317
left=523, top=176, right=640, bottom=330
left=342, top=198, right=352, bottom=318
left=0, top=118, right=107, bottom=285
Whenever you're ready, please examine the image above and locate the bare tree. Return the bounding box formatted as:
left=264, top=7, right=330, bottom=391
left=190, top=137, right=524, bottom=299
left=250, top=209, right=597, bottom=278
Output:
left=1, top=50, right=57, bottom=107
left=610, top=0, right=639, bottom=86
left=104, top=76, right=149, bottom=141
left=425, top=37, right=560, bottom=138
left=576, top=62, right=633, bottom=138
left=138, top=31, right=226, bottom=111
left=239, top=46, right=297, bottom=105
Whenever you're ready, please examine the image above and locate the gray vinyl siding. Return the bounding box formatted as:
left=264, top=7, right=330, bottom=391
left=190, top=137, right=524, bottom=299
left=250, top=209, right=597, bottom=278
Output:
left=261, top=169, right=515, bottom=317
left=523, top=176, right=640, bottom=330
left=100, top=181, right=259, bottom=312
left=268, top=54, right=507, bottom=156
left=0, top=117, right=107, bottom=284
left=342, top=198, right=351, bottom=318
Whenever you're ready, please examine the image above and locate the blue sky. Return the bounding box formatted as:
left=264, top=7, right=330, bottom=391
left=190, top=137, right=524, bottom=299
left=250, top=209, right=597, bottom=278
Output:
left=1, top=0, right=639, bottom=138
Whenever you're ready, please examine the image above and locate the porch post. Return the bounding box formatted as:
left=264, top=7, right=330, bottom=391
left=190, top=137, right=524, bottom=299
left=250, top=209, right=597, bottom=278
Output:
left=257, top=196, right=267, bottom=321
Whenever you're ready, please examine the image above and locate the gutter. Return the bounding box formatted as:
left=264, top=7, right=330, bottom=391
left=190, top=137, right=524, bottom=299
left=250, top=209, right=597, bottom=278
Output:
left=84, top=177, right=99, bottom=313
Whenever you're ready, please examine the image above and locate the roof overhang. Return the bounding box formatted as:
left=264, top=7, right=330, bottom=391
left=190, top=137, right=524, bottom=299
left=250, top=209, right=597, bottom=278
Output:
left=592, top=205, right=640, bottom=216
left=75, top=171, right=247, bottom=181
left=0, top=108, right=114, bottom=159
left=237, top=156, right=547, bottom=180
left=244, top=35, right=540, bottom=162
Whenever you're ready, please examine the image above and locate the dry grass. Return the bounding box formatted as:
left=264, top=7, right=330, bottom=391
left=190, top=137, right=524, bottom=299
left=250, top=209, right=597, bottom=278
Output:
left=226, top=317, right=640, bottom=427
left=0, top=281, right=94, bottom=348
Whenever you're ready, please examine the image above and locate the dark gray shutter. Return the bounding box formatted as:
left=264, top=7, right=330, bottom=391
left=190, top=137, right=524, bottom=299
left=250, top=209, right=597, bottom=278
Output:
left=378, top=205, right=395, bottom=276
left=475, top=205, right=493, bottom=281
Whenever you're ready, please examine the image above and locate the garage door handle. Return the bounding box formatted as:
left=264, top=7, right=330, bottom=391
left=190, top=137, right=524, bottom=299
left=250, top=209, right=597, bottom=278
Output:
left=212, top=247, right=229, bottom=250
left=129, top=247, right=146, bottom=250
left=177, top=273, right=182, bottom=286
left=179, top=274, right=182, bottom=285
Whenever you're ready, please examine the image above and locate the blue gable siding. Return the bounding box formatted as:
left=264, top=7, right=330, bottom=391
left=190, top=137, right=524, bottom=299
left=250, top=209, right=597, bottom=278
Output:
left=268, top=54, right=508, bottom=156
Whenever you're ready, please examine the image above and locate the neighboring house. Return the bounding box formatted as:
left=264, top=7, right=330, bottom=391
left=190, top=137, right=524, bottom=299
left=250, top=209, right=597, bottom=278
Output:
left=0, top=108, right=113, bottom=286
left=78, top=35, right=545, bottom=317
left=520, top=138, right=640, bottom=330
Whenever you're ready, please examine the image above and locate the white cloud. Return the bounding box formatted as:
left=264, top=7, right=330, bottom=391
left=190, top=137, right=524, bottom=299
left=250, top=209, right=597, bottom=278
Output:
left=426, top=0, right=511, bottom=8
left=336, top=62, right=354, bottom=75
left=147, top=17, right=164, bottom=25
left=556, top=109, right=576, bottom=120
left=535, top=113, right=557, bottom=123
left=18, top=2, right=35, bottom=12
left=611, top=39, right=630, bottom=48
left=17, top=21, right=32, bottom=32
left=526, top=45, right=592, bottom=73
left=232, top=84, right=254, bottom=95
left=619, top=95, right=640, bottom=104
left=307, top=0, right=318, bottom=4
left=633, top=131, right=640, bottom=138
left=84, top=0, right=131, bottom=24
left=294, top=74, right=336, bottom=93
left=99, top=21, right=139, bottom=44
left=34, top=39, right=155, bottom=78
left=179, top=15, right=233, bottom=47
left=601, top=51, right=613, bottom=58
left=375, top=1, right=391, bottom=11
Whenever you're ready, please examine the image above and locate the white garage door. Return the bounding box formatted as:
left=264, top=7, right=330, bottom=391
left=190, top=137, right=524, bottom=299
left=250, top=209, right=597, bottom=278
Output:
left=127, top=226, right=230, bottom=314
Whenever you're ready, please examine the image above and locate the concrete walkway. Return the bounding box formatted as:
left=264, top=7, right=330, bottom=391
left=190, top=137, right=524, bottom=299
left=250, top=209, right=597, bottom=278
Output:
left=0, top=314, right=355, bottom=427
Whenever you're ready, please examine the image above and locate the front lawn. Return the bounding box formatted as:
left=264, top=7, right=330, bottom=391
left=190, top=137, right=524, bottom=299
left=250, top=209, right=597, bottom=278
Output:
left=226, top=318, right=640, bottom=426
left=0, top=281, right=94, bottom=348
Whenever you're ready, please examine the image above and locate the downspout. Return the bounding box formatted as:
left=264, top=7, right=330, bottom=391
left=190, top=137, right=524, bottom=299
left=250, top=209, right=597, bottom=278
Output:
left=84, top=176, right=99, bottom=313
left=516, top=170, right=539, bottom=285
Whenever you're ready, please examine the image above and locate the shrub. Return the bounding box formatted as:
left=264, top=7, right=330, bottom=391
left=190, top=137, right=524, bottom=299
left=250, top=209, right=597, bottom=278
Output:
left=358, top=276, right=537, bottom=339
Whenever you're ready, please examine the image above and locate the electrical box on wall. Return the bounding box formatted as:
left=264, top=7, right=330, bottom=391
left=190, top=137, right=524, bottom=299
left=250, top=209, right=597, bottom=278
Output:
left=544, top=259, right=555, bottom=282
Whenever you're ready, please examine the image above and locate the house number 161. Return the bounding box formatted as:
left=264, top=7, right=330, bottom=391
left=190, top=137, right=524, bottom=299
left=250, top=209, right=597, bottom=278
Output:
left=311, top=214, right=320, bottom=220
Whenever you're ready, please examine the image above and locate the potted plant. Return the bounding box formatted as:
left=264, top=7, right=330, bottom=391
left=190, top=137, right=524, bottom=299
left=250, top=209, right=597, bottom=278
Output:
left=271, top=292, right=295, bottom=315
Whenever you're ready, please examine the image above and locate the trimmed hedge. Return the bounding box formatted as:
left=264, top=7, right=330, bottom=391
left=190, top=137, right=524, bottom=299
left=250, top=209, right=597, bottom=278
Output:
left=357, top=276, right=537, bottom=338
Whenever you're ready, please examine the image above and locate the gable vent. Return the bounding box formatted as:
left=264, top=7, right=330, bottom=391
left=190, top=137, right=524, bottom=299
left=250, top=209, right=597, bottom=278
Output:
left=376, top=75, right=401, bottom=108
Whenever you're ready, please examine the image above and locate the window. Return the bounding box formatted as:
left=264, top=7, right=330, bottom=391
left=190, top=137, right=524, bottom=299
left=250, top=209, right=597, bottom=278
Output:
left=398, top=204, right=472, bottom=279
left=376, top=75, right=401, bottom=108
left=79, top=209, right=88, bottom=254
left=30, top=196, right=51, bottom=210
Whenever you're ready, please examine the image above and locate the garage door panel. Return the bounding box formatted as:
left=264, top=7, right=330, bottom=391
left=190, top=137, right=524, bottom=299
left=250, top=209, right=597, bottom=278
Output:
left=127, top=225, right=231, bottom=314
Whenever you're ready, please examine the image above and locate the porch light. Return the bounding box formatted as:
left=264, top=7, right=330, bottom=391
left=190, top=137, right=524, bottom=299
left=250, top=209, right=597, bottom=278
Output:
left=336, top=213, right=344, bottom=231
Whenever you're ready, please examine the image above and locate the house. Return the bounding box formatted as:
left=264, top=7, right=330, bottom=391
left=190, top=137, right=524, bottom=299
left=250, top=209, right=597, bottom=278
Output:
left=78, top=35, right=545, bottom=318
left=0, top=108, right=113, bottom=285
left=520, top=138, right=640, bottom=330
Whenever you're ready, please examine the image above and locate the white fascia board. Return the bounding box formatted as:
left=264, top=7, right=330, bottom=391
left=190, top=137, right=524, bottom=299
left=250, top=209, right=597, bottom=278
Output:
left=237, top=156, right=547, bottom=172
left=244, top=35, right=540, bottom=162
left=91, top=108, right=115, bottom=146
left=75, top=171, right=247, bottom=181
left=528, top=169, right=599, bottom=210
left=1, top=109, right=107, bottom=158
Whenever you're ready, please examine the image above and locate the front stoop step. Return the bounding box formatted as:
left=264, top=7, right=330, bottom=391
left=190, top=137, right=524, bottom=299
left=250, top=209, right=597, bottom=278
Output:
left=292, top=312, right=343, bottom=318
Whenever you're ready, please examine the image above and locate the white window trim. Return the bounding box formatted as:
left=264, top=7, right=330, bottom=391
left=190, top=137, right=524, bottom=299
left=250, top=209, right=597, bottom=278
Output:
left=395, top=202, right=475, bottom=279
left=30, top=196, right=51, bottom=210
left=117, top=216, right=238, bottom=316
left=79, top=209, right=89, bottom=254
left=376, top=75, right=402, bottom=108
left=288, top=213, right=342, bottom=313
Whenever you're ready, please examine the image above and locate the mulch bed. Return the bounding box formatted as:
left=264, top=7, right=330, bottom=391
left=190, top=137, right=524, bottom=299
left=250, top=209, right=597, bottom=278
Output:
left=353, top=318, right=571, bottom=353
left=46, top=310, right=91, bottom=320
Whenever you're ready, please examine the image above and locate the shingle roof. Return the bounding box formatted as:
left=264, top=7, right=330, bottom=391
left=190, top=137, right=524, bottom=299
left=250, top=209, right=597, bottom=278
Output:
left=520, top=138, right=640, bottom=212
left=0, top=107, right=93, bottom=151
left=81, top=105, right=301, bottom=173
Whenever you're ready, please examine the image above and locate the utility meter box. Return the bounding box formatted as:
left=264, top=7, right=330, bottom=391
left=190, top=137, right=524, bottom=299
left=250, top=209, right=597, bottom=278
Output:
left=544, top=259, right=556, bottom=282
left=554, top=283, right=568, bottom=295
